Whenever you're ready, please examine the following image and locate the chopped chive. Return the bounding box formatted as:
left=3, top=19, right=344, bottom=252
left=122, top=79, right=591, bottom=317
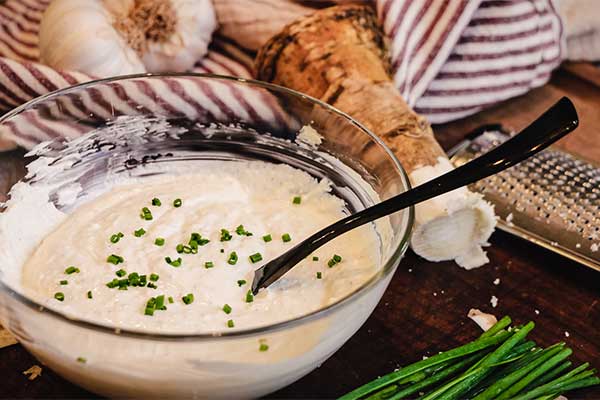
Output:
left=293, top=196, right=301, bottom=204
left=317, top=272, right=322, bottom=279
left=128, top=272, right=140, bottom=286
left=151, top=197, right=161, bottom=206
left=176, top=244, right=184, bottom=253
left=134, top=228, right=146, bottom=237
left=54, top=292, right=64, bottom=301
left=165, top=257, right=182, bottom=267
left=245, top=290, right=254, bottom=303
left=149, top=273, right=159, bottom=282
left=235, top=225, right=253, bottom=236
left=173, top=198, right=182, bottom=207
left=155, top=295, right=166, bottom=310
left=259, top=343, right=269, bottom=352
left=220, top=229, right=232, bottom=241
left=106, top=278, right=119, bottom=288
left=227, top=319, right=235, bottom=328
left=76, top=357, right=87, bottom=363
left=147, top=282, right=157, bottom=289
left=154, top=237, right=165, bottom=246
left=140, top=207, right=153, bottom=220
left=237, top=279, right=247, bottom=287
left=168, top=296, right=174, bottom=304
left=60, top=280, right=68, bottom=285
left=65, top=266, right=80, bottom=274
left=182, top=293, right=194, bottom=305
left=312, top=256, right=319, bottom=261
left=282, top=233, right=291, bottom=242
left=110, top=232, right=124, bottom=244
left=115, top=269, right=127, bottom=277
left=222, top=304, right=232, bottom=314
left=107, top=254, right=124, bottom=265
left=189, top=233, right=210, bottom=246
left=144, top=307, right=154, bottom=316
left=328, top=254, right=342, bottom=268
left=227, top=251, right=238, bottom=265
left=87, top=290, right=93, bottom=299
left=262, top=234, right=272, bottom=243
left=139, top=275, right=147, bottom=286
left=249, top=253, right=263, bottom=263
left=205, top=261, right=214, bottom=269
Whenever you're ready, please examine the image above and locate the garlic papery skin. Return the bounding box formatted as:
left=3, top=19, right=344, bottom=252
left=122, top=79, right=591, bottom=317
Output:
left=39, top=0, right=217, bottom=78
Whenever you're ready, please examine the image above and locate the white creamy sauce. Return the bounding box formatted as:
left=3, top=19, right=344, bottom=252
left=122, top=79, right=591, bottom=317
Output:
left=16, top=161, right=382, bottom=334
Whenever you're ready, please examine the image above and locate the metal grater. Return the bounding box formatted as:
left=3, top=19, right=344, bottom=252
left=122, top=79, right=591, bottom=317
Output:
left=449, top=126, right=600, bottom=272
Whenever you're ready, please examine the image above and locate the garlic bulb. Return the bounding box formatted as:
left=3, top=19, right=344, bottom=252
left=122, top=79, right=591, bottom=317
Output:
left=39, top=0, right=217, bottom=77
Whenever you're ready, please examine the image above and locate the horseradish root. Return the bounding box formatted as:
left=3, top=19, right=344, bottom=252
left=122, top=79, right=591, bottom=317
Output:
left=256, top=5, right=496, bottom=269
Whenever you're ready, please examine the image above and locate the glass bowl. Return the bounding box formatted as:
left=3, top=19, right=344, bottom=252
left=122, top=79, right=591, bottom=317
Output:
left=0, top=74, right=413, bottom=399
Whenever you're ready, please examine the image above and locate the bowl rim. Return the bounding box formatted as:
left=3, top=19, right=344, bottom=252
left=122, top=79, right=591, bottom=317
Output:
left=0, top=72, right=414, bottom=340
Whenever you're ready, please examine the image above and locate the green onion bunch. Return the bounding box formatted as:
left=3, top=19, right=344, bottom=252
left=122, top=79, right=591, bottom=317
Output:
left=340, top=316, right=599, bottom=400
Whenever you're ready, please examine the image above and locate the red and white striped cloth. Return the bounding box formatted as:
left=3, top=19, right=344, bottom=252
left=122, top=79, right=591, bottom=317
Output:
left=0, top=0, right=564, bottom=149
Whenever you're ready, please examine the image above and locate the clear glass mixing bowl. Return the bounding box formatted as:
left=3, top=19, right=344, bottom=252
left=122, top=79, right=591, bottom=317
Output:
left=0, top=74, right=413, bottom=399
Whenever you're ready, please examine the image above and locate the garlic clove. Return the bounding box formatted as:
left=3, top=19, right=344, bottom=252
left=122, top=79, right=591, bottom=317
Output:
left=40, top=0, right=217, bottom=77
left=140, top=0, right=217, bottom=73
left=40, top=0, right=146, bottom=77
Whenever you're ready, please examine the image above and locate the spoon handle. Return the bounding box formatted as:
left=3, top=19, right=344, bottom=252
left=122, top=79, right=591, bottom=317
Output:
left=252, top=97, right=579, bottom=293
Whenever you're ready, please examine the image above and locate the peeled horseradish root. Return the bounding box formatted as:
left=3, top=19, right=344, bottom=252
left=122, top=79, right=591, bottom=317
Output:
left=256, top=5, right=497, bottom=269
left=39, top=0, right=217, bottom=77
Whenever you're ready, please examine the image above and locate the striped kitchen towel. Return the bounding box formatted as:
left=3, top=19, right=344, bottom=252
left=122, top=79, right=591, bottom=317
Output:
left=0, top=0, right=564, bottom=149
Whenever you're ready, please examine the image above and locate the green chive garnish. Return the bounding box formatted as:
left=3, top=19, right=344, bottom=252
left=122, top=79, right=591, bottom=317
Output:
left=317, top=272, right=322, bottom=279
left=173, top=198, right=182, bottom=207
left=115, top=269, right=126, bottom=277
left=165, top=257, right=182, bottom=267
left=65, top=266, right=79, bottom=274
left=150, top=273, right=159, bottom=282
left=282, top=233, right=291, bottom=243
left=222, top=304, right=232, bottom=314
left=168, top=296, right=174, bottom=304
left=205, top=261, right=214, bottom=269
left=227, top=319, right=235, bottom=328
left=54, top=292, right=64, bottom=301
left=110, top=232, right=124, bottom=243
left=328, top=254, right=343, bottom=268
left=293, top=196, right=301, bottom=204
left=259, top=343, right=269, bottom=352
left=154, top=237, right=165, bottom=246
left=237, top=279, right=247, bottom=287
left=107, top=254, right=124, bottom=265
left=220, top=229, right=232, bottom=241
left=76, top=357, right=87, bottom=363
left=60, top=280, right=68, bottom=285
left=262, top=234, right=272, bottom=243
left=134, top=228, right=146, bottom=237
left=87, top=290, right=93, bottom=299
left=176, top=244, right=184, bottom=253
left=245, top=290, right=254, bottom=303
left=147, top=282, right=157, bottom=289
left=249, top=253, right=263, bottom=263
left=182, top=293, right=194, bottom=305
left=312, top=256, right=319, bottom=261
left=151, top=198, right=161, bottom=206
left=140, top=207, right=153, bottom=220
left=235, top=225, right=253, bottom=236
left=155, top=295, right=166, bottom=310
left=227, top=251, right=238, bottom=265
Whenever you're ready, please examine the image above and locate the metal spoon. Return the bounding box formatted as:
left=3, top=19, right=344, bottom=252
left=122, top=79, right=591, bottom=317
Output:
left=251, top=97, right=579, bottom=294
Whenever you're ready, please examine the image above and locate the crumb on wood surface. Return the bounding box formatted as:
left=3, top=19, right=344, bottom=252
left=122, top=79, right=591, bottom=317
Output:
left=23, top=365, right=42, bottom=381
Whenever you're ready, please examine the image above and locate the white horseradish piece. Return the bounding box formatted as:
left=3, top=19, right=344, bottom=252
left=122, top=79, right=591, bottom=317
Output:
left=17, top=161, right=383, bottom=333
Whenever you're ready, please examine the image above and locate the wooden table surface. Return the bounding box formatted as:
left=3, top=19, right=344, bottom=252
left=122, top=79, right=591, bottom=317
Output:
left=1, top=65, right=599, bottom=398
